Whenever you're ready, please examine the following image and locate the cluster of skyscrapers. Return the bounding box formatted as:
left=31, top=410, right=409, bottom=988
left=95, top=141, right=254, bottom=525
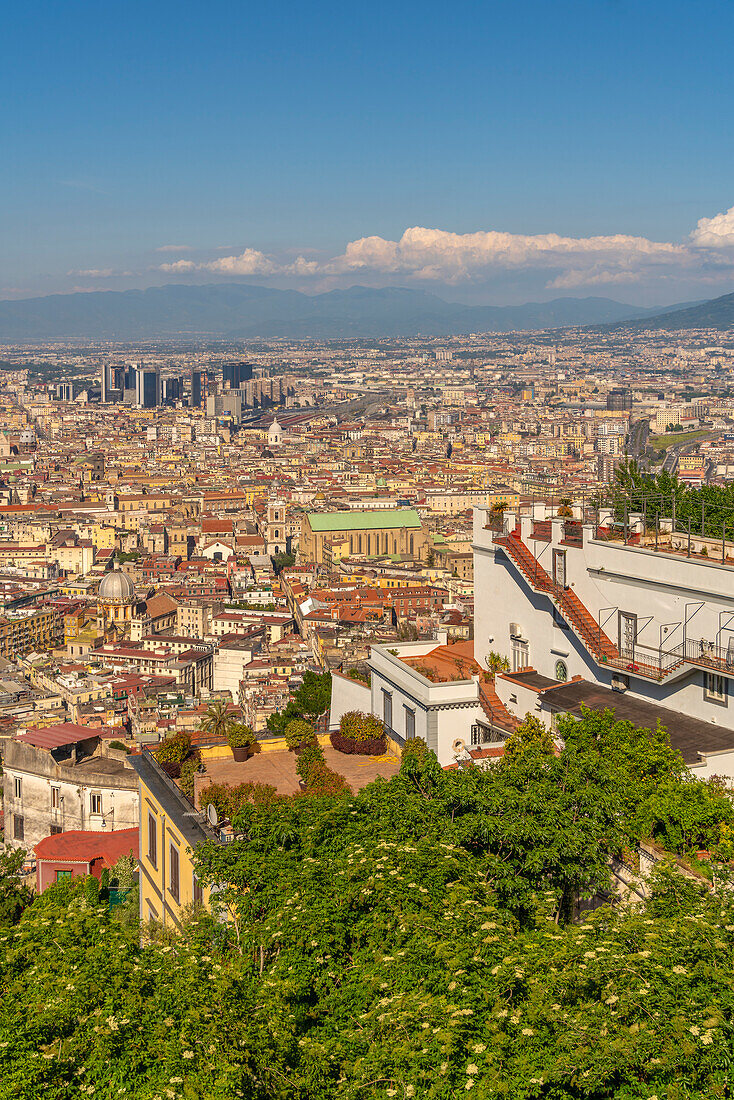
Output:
left=99, top=363, right=250, bottom=408
left=98, top=361, right=287, bottom=412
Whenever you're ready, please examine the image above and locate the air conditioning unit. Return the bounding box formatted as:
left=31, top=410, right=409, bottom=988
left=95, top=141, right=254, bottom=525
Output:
left=509, top=622, right=521, bottom=638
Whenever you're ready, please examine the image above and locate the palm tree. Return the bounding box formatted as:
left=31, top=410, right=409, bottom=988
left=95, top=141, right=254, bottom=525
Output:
left=200, top=700, right=236, bottom=740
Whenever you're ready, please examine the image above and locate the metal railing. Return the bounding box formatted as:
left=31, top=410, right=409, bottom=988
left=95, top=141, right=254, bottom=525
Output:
left=598, top=643, right=685, bottom=682
left=665, top=637, right=734, bottom=672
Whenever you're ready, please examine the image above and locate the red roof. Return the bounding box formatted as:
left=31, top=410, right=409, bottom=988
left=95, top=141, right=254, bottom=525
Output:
left=34, top=828, right=139, bottom=865
left=16, top=723, right=109, bottom=750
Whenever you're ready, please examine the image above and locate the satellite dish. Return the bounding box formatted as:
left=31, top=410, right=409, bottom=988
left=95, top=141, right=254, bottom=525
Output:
left=452, top=738, right=466, bottom=755
left=206, top=803, right=219, bottom=826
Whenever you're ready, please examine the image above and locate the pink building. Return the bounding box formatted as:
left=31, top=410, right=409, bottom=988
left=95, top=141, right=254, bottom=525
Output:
left=34, top=828, right=138, bottom=893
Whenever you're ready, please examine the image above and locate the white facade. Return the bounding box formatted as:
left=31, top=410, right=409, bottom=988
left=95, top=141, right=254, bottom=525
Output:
left=473, top=505, right=734, bottom=761
left=367, top=641, right=485, bottom=767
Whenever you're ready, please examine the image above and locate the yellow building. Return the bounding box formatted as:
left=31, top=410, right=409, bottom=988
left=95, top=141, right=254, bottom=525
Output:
left=0, top=606, right=62, bottom=658
left=130, top=751, right=218, bottom=928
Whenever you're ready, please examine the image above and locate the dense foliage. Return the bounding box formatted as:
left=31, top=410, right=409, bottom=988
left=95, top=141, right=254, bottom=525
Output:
left=332, top=709, right=387, bottom=755
left=2, top=711, right=734, bottom=1098
left=284, top=719, right=317, bottom=751
left=266, top=671, right=332, bottom=736
left=155, top=731, right=192, bottom=765
left=227, top=723, right=258, bottom=750
left=605, top=460, right=734, bottom=540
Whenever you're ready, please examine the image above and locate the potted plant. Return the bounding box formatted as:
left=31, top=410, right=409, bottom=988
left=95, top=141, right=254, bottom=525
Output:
left=227, top=723, right=257, bottom=762
left=285, top=718, right=317, bottom=754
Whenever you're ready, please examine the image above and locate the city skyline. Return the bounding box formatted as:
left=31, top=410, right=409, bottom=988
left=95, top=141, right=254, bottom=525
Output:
left=3, top=0, right=734, bottom=304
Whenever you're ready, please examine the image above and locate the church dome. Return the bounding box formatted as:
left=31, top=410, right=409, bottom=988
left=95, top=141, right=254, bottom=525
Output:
left=98, top=567, right=135, bottom=604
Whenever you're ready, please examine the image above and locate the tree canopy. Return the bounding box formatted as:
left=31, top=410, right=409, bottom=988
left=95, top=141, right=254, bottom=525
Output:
left=1, top=710, right=734, bottom=1099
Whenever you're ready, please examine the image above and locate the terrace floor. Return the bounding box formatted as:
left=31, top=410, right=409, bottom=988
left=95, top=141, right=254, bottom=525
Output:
left=198, top=745, right=400, bottom=799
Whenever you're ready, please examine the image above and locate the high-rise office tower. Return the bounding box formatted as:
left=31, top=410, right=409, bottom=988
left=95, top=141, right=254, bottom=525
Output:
left=190, top=370, right=203, bottom=408
left=162, top=377, right=181, bottom=404
left=100, top=365, right=109, bottom=403
left=135, top=366, right=160, bottom=408
left=222, top=361, right=254, bottom=389
left=606, top=388, right=632, bottom=412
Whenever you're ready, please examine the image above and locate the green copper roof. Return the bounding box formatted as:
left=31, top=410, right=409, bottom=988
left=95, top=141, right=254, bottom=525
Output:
left=307, top=509, right=422, bottom=533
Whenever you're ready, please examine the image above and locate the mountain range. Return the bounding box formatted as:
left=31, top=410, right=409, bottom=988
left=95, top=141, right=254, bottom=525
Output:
left=0, top=282, right=731, bottom=341
left=607, top=290, right=734, bottom=332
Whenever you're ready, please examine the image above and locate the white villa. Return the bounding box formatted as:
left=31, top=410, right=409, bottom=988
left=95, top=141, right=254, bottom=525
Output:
left=330, top=501, right=734, bottom=781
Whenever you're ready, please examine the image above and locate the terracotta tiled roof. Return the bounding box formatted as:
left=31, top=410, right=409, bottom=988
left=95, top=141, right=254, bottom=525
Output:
left=34, top=828, right=139, bottom=864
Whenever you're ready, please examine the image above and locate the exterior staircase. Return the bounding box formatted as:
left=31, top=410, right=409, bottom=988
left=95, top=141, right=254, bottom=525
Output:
left=478, top=678, right=520, bottom=733
left=494, top=531, right=618, bottom=661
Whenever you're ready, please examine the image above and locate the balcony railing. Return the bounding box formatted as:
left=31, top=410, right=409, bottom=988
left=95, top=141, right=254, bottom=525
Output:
left=664, top=637, right=734, bottom=673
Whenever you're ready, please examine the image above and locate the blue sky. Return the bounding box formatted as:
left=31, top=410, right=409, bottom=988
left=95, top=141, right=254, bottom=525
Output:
left=2, top=0, right=734, bottom=304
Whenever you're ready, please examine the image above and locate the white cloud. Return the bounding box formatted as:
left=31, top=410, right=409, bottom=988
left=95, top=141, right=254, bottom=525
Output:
left=159, top=259, right=198, bottom=273
left=154, top=244, right=193, bottom=253
left=690, top=206, right=734, bottom=249
left=156, top=205, right=734, bottom=291
left=160, top=248, right=278, bottom=276
left=322, top=226, right=684, bottom=284
left=67, top=268, right=132, bottom=278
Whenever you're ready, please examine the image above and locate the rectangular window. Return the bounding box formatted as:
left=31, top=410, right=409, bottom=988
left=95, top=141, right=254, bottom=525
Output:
left=193, top=874, right=203, bottom=906
left=704, top=672, right=728, bottom=705
left=13, top=814, right=24, bottom=840
left=169, top=844, right=180, bottom=902
left=51, top=786, right=60, bottom=809
left=511, top=640, right=529, bottom=673
left=404, top=706, right=415, bottom=739
left=90, top=792, right=102, bottom=815
left=148, top=813, right=157, bottom=867
left=56, top=869, right=72, bottom=881
left=14, top=777, right=22, bottom=800
left=382, top=689, right=392, bottom=731
left=50, top=825, right=63, bottom=835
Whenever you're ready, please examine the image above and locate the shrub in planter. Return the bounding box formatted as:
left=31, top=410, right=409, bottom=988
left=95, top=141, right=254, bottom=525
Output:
left=332, top=710, right=387, bottom=755
left=295, top=742, right=325, bottom=785
left=330, top=730, right=386, bottom=755
left=156, top=731, right=192, bottom=765
left=227, top=724, right=257, bottom=761
left=285, top=719, right=317, bottom=752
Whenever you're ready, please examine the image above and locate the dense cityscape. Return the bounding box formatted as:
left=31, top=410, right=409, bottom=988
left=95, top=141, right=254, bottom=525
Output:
left=0, top=320, right=733, bottom=1095
left=5, top=0, right=734, bottom=1096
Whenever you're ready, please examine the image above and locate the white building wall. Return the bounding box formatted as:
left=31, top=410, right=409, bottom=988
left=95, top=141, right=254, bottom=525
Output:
left=369, top=644, right=483, bottom=766
left=4, top=757, right=139, bottom=851
left=473, top=506, right=734, bottom=732
left=328, top=672, right=371, bottom=730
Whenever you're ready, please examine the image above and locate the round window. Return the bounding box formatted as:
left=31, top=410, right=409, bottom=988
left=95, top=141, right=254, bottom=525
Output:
left=555, top=659, right=568, bottom=682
